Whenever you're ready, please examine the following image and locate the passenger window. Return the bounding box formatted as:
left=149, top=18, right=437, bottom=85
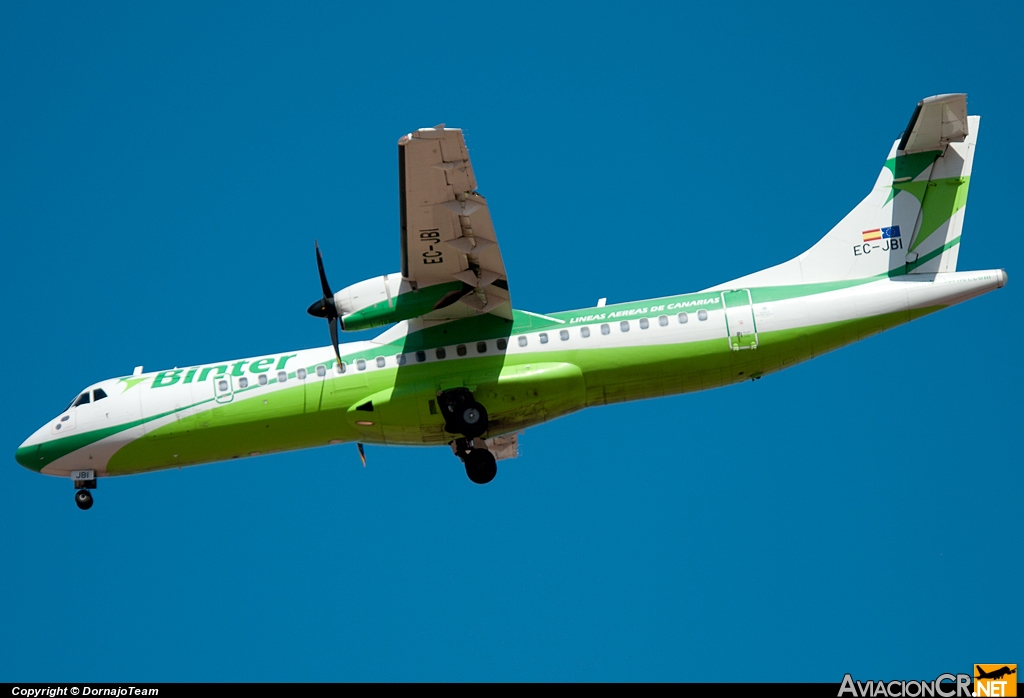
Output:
left=497, top=338, right=507, bottom=351
left=357, top=359, right=367, bottom=371
left=698, top=309, right=708, bottom=321
left=337, top=361, right=346, bottom=374
left=396, top=354, right=407, bottom=366
left=316, top=365, right=326, bottom=377
left=238, top=377, right=249, bottom=389
left=620, top=321, right=630, bottom=332
left=93, top=388, right=108, bottom=401
left=678, top=312, right=689, bottom=324
left=581, top=326, right=590, bottom=338
left=297, top=368, right=307, bottom=380
left=277, top=370, right=288, bottom=383
left=601, top=324, right=610, bottom=335
left=539, top=333, right=548, bottom=344
left=517, top=336, right=528, bottom=347
left=639, top=318, right=649, bottom=330
left=376, top=356, right=386, bottom=368
left=258, top=374, right=268, bottom=386
left=416, top=350, right=427, bottom=363
left=658, top=315, right=668, bottom=326
left=457, top=344, right=467, bottom=356
left=217, top=380, right=229, bottom=392
left=73, top=392, right=90, bottom=407
left=559, top=330, right=569, bottom=341
left=435, top=348, right=446, bottom=360
left=477, top=341, right=487, bottom=353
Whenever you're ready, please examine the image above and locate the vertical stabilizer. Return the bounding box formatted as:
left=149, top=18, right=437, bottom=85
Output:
left=707, top=94, right=976, bottom=290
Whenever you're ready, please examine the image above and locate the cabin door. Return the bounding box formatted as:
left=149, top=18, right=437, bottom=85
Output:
left=213, top=373, right=235, bottom=404
left=721, top=289, right=758, bottom=350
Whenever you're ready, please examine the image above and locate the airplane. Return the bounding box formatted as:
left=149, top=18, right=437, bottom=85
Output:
left=976, top=666, right=1016, bottom=681
left=15, top=93, right=1006, bottom=509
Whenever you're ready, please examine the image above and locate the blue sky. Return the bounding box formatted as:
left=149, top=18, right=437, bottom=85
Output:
left=1, top=1, right=1021, bottom=682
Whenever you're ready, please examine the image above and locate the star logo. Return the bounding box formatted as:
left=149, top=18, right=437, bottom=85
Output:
left=118, top=376, right=150, bottom=392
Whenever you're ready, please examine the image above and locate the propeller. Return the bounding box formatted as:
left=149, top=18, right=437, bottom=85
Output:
left=306, top=241, right=344, bottom=369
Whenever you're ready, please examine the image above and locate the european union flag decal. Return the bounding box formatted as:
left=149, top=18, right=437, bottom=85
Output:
left=881, top=226, right=901, bottom=239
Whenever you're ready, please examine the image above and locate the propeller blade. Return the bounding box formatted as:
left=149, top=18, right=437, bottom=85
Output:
left=357, top=442, right=366, bottom=467
left=310, top=241, right=345, bottom=362
left=329, top=316, right=342, bottom=368
left=315, top=241, right=333, bottom=301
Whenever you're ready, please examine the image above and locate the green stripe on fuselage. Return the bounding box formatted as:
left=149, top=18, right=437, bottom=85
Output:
left=104, top=305, right=940, bottom=476
left=15, top=403, right=208, bottom=473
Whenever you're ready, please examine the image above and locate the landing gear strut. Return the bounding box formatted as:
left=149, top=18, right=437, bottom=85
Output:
left=451, top=437, right=497, bottom=485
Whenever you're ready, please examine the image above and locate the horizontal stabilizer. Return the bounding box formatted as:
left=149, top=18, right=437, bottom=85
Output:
left=899, top=93, right=968, bottom=154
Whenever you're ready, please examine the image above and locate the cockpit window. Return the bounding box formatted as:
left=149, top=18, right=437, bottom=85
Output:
left=73, top=392, right=90, bottom=407
left=93, top=388, right=108, bottom=401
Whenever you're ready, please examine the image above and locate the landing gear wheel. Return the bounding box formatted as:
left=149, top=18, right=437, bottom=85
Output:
left=458, top=402, right=488, bottom=439
left=438, top=389, right=489, bottom=438
left=464, top=448, right=497, bottom=485
left=75, top=489, right=93, bottom=510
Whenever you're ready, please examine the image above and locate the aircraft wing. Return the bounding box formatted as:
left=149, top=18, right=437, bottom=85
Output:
left=398, top=126, right=512, bottom=321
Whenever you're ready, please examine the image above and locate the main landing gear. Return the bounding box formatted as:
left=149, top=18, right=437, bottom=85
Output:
left=439, top=388, right=496, bottom=484
left=73, top=475, right=96, bottom=510
left=437, top=388, right=489, bottom=439
left=451, top=437, right=498, bottom=485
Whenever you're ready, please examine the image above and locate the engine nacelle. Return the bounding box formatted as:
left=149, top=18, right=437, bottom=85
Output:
left=335, top=273, right=467, bottom=331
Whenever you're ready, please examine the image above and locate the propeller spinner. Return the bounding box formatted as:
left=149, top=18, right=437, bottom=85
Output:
left=306, top=241, right=344, bottom=369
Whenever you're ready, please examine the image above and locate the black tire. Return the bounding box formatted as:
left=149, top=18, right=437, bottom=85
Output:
left=75, top=490, right=93, bottom=511
left=457, top=401, right=488, bottom=438
left=464, top=448, right=497, bottom=485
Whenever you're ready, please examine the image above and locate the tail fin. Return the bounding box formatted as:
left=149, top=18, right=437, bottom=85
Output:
left=711, top=94, right=977, bottom=288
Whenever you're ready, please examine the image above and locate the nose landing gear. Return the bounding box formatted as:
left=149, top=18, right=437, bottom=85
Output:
left=74, top=489, right=93, bottom=510
left=73, top=472, right=96, bottom=510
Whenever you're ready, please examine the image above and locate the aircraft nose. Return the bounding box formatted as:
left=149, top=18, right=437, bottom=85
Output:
left=15, top=432, right=44, bottom=472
